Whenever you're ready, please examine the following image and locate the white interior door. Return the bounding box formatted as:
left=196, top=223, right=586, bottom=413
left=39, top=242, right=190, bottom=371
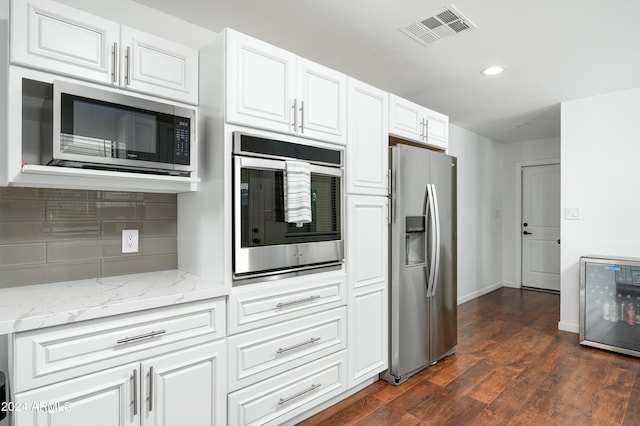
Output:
left=522, top=164, right=561, bottom=291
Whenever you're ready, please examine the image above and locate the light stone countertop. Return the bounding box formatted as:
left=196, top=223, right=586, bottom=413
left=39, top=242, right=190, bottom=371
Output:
left=0, top=270, right=230, bottom=334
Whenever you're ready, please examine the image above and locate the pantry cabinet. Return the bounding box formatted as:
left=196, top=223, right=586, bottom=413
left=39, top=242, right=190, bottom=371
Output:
left=346, top=195, right=389, bottom=387
left=389, top=93, right=449, bottom=150
left=346, top=78, right=388, bottom=196
left=10, top=0, right=198, bottom=104
left=225, top=28, right=346, bottom=144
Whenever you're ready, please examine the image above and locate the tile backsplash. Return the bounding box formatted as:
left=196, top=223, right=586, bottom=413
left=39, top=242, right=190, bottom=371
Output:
left=0, top=187, right=177, bottom=289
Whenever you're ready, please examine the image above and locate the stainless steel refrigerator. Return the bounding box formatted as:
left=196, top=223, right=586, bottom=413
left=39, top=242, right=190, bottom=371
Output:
left=382, top=143, right=457, bottom=385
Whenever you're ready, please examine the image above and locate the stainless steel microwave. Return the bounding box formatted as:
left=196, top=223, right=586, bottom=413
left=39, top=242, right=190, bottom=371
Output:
left=45, top=80, right=195, bottom=175
left=233, top=132, right=344, bottom=280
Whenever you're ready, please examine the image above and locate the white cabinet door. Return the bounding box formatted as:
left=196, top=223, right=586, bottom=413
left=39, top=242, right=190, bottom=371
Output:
left=346, top=78, right=388, bottom=195
left=346, top=195, right=388, bottom=387
left=351, top=284, right=387, bottom=386
left=424, top=107, right=449, bottom=150
left=141, top=340, right=226, bottom=426
left=13, top=363, right=138, bottom=426
left=389, top=94, right=449, bottom=150
left=296, top=58, right=346, bottom=144
left=11, top=0, right=120, bottom=85
left=389, top=93, right=423, bottom=142
left=120, top=26, right=199, bottom=104
left=226, top=29, right=296, bottom=134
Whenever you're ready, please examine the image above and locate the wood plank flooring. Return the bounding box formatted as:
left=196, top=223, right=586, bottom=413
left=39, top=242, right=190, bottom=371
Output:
left=299, top=288, right=640, bottom=425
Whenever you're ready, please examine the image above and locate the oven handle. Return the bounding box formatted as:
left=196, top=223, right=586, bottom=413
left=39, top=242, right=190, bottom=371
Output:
left=238, top=156, right=342, bottom=177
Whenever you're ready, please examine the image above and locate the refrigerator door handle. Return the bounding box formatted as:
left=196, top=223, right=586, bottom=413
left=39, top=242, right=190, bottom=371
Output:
left=426, top=184, right=437, bottom=298
left=428, top=184, right=442, bottom=298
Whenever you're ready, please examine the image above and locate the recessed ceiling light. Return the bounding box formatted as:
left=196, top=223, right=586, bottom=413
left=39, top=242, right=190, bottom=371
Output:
left=481, top=65, right=504, bottom=76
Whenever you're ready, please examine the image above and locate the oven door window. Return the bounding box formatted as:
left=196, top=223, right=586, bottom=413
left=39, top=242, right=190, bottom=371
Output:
left=240, top=168, right=341, bottom=248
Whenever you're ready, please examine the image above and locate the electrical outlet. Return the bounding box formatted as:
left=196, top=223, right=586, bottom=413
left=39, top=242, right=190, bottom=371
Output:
left=122, top=229, right=139, bottom=253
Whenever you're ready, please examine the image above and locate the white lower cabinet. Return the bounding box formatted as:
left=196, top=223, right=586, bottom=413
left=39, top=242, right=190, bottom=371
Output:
left=141, top=341, right=226, bottom=426
left=227, top=350, right=347, bottom=426
left=10, top=300, right=227, bottom=426
left=227, top=307, right=347, bottom=392
left=14, top=341, right=226, bottom=426
left=226, top=272, right=349, bottom=425
left=14, top=362, right=139, bottom=426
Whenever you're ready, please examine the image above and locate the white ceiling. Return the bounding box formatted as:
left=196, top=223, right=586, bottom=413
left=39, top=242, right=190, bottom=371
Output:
left=135, top=0, right=640, bottom=143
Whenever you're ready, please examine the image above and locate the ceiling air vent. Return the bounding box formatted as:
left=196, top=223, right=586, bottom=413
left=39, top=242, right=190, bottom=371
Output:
left=400, top=5, right=476, bottom=46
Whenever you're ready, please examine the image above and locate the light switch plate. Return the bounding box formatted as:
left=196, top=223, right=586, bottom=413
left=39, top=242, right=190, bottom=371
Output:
left=565, top=208, right=581, bottom=220
left=122, top=229, right=139, bottom=253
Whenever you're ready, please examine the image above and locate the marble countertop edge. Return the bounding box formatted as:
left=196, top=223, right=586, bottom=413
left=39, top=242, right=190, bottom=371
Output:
left=0, top=270, right=230, bottom=335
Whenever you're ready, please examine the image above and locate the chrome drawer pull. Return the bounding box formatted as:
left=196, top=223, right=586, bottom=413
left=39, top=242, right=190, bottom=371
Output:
left=276, top=337, right=321, bottom=354
left=117, top=330, right=166, bottom=345
left=276, top=295, right=321, bottom=309
left=277, top=383, right=322, bottom=406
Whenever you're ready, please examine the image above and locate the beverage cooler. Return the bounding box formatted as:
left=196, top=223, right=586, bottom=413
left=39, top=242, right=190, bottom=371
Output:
left=580, top=255, right=640, bottom=357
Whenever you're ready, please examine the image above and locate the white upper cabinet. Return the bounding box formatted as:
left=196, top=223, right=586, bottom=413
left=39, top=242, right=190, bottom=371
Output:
left=389, top=93, right=449, bottom=150
left=225, top=29, right=296, bottom=134
left=10, top=0, right=120, bottom=84
left=346, top=78, right=388, bottom=196
left=295, top=58, right=346, bottom=143
left=120, top=27, right=198, bottom=104
left=226, top=29, right=347, bottom=144
left=10, top=0, right=199, bottom=104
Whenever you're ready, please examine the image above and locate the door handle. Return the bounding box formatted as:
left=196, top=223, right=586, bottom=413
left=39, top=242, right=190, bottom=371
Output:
left=557, top=239, right=560, bottom=244
left=523, top=231, right=532, bottom=235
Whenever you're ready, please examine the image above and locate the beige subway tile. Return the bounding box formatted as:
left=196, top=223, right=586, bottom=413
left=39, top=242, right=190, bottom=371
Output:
left=136, top=203, right=177, bottom=220
left=96, top=202, right=137, bottom=220
left=101, top=254, right=177, bottom=277
left=0, top=244, right=46, bottom=266
left=47, top=241, right=103, bottom=262
left=46, top=201, right=97, bottom=221
left=0, top=199, right=45, bottom=221
left=0, top=261, right=100, bottom=289
left=42, top=222, right=101, bottom=240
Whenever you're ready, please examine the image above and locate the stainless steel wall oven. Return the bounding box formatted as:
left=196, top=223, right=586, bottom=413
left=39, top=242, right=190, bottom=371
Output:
left=233, top=132, right=343, bottom=280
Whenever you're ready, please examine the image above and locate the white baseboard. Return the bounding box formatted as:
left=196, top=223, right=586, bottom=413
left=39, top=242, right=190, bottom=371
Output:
left=458, top=281, right=503, bottom=305
left=502, top=280, right=520, bottom=288
left=558, top=321, right=579, bottom=333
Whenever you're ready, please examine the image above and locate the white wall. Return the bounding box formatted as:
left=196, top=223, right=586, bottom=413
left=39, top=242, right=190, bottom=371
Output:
left=501, top=137, right=561, bottom=287
left=560, top=87, right=640, bottom=332
left=448, top=125, right=504, bottom=304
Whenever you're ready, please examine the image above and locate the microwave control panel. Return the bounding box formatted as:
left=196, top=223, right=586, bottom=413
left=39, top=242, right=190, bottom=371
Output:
left=174, top=117, right=191, bottom=165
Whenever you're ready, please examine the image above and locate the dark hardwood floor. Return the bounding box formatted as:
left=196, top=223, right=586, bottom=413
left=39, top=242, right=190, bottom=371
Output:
left=299, top=288, right=640, bottom=425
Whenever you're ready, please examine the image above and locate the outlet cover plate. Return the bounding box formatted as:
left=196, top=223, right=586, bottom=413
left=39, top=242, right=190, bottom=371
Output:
left=122, top=229, right=139, bottom=253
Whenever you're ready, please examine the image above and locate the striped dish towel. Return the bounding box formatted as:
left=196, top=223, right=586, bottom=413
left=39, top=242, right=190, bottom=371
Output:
left=284, top=160, right=312, bottom=226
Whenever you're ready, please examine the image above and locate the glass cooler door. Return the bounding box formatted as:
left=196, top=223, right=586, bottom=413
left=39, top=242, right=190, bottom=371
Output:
left=581, top=256, right=640, bottom=356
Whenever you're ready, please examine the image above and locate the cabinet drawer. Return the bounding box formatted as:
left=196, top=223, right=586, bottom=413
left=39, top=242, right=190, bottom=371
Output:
left=228, top=307, right=346, bottom=391
left=13, top=299, right=225, bottom=392
left=228, top=350, right=347, bottom=426
left=228, top=272, right=346, bottom=334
